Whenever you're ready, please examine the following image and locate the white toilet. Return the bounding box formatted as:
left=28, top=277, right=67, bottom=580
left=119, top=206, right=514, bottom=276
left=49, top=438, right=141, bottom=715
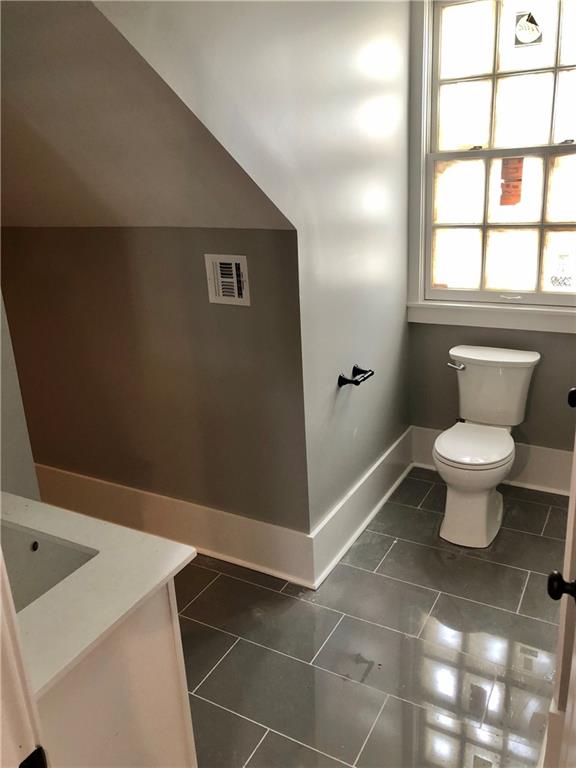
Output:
left=433, top=345, right=540, bottom=549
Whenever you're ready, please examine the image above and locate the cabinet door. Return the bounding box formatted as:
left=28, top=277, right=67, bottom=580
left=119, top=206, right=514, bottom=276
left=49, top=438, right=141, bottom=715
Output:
left=1, top=554, right=46, bottom=767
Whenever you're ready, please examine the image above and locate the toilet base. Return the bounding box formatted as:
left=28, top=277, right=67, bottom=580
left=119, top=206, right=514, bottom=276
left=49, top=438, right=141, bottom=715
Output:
left=439, top=487, right=503, bottom=549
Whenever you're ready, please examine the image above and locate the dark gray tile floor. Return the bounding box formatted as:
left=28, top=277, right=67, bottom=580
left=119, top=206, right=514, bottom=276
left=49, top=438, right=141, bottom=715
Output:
left=177, top=470, right=567, bottom=768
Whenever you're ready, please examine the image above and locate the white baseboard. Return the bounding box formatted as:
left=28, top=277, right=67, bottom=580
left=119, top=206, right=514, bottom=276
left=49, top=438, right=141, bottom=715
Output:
left=411, top=425, right=572, bottom=495
left=311, top=427, right=412, bottom=585
left=36, top=424, right=570, bottom=590
left=36, top=464, right=315, bottom=587
left=35, top=426, right=412, bottom=590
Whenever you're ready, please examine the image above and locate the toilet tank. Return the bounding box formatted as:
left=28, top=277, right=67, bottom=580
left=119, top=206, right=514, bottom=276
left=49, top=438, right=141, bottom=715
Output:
left=450, top=345, right=540, bottom=426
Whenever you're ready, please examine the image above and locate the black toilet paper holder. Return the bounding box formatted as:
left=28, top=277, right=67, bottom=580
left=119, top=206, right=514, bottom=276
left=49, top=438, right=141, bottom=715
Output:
left=338, top=365, right=375, bottom=388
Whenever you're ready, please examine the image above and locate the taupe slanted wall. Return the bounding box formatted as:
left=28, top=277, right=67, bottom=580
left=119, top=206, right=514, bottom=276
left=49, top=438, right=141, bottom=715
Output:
left=2, top=228, right=308, bottom=529
left=1, top=1, right=309, bottom=531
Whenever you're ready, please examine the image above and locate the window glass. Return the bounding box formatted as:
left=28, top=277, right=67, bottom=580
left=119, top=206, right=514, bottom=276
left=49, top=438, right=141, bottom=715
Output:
left=434, top=160, right=486, bottom=224
left=487, top=156, right=544, bottom=223
left=560, top=0, right=576, bottom=66
left=440, top=1, right=496, bottom=79
left=541, top=230, right=576, bottom=292
left=438, top=80, right=492, bottom=150
left=484, top=228, right=539, bottom=290
left=497, top=0, right=559, bottom=72
left=493, top=73, right=554, bottom=147
left=553, top=69, right=576, bottom=144
left=546, top=154, right=576, bottom=222
left=432, top=228, right=483, bottom=289
left=428, top=0, right=575, bottom=303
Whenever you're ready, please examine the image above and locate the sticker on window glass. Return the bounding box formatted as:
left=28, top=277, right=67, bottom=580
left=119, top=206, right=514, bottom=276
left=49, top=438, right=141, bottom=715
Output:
left=550, top=253, right=574, bottom=290
left=515, top=12, right=542, bottom=46
left=500, top=157, right=524, bottom=205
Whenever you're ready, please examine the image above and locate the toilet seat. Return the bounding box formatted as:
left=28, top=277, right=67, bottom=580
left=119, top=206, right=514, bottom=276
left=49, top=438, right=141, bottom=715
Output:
left=434, top=423, right=514, bottom=470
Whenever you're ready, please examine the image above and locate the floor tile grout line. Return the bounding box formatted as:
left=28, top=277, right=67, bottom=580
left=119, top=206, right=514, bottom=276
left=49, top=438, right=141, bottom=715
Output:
left=417, top=482, right=437, bottom=509
left=177, top=572, right=220, bottom=615
left=190, top=560, right=289, bottom=594
left=193, top=650, right=549, bottom=763
left=540, top=506, right=553, bottom=536
left=352, top=695, right=389, bottom=767
left=242, top=728, right=269, bottom=768
left=369, top=505, right=566, bottom=543
left=179, top=614, right=239, bottom=640
left=183, top=616, right=379, bottom=679
left=417, top=591, right=442, bottom=639
left=499, top=524, right=565, bottom=543
left=372, top=539, right=398, bottom=573
left=515, top=570, right=531, bottom=614
left=181, top=541, right=558, bottom=759
left=341, top=560, right=522, bottom=602
left=192, top=636, right=240, bottom=694
left=195, top=679, right=536, bottom=767
left=516, top=609, right=559, bottom=627
left=184, top=617, right=481, bottom=703
left=500, top=525, right=565, bottom=542
left=309, top=614, right=345, bottom=665
left=181, top=565, right=559, bottom=634
left=370, top=494, right=566, bottom=540
left=362, top=529, right=555, bottom=575
left=186, top=566, right=326, bottom=606
left=192, top=693, right=355, bottom=767
left=316, top=564, right=559, bottom=626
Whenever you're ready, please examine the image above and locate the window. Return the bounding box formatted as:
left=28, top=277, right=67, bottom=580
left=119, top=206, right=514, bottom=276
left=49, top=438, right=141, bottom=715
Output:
left=427, top=0, right=576, bottom=307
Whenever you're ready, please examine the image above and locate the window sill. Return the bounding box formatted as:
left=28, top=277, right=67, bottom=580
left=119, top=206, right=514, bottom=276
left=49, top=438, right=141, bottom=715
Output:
left=407, top=301, right=576, bottom=334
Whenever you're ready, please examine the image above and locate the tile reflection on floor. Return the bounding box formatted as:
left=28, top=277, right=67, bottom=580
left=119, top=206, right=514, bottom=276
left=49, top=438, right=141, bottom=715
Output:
left=176, top=472, right=565, bottom=768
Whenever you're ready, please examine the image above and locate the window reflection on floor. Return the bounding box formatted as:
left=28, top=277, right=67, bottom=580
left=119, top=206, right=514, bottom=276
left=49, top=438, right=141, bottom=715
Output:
left=415, top=615, right=554, bottom=767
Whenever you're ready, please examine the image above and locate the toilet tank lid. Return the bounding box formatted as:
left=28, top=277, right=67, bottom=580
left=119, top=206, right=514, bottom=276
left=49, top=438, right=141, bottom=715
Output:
left=450, top=345, right=541, bottom=368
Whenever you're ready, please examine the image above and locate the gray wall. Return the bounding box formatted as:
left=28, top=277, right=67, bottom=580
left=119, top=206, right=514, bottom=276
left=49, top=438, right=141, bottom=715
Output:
left=1, top=297, right=40, bottom=500
left=2, top=228, right=309, bottom=530
left=1, top=1, right=291, bottom=229
left=100, top=1, right=412, bottom=527
left=409, top=324, right=576, bottom=451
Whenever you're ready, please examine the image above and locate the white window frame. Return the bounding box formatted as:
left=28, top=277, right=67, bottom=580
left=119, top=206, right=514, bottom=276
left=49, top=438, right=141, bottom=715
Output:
left=407, top=0, right=576, bottom=333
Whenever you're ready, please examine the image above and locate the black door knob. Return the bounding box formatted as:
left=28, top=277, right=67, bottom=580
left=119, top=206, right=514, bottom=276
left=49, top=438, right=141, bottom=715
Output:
left=548, top=571, right=576, bottom=602
left=569, top=387, right=576, bottom=408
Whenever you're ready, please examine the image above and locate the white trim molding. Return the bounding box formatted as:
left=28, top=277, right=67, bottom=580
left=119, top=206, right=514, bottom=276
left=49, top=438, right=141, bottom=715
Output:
left=412, top=425, right=573, bottom=495
left=406, top=1, right=576, bottom=335
left=407, top=301, right=576, bottom=334
left=36, top=425, right=571, bottom=591
left=35, top=427, right=413, bottom=590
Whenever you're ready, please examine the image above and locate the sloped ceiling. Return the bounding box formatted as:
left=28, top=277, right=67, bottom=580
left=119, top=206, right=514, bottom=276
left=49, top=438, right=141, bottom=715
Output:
left=1, top=1, right=293, bottom=228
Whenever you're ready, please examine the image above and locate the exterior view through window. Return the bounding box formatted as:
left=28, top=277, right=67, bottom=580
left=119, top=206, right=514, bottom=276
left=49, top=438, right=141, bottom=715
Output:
left=428, top=0, right=576, bottom=306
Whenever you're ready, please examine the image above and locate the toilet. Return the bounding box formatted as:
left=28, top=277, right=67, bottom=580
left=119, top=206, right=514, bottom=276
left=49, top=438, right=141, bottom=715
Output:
left=433, top=345, right=540, bottom=549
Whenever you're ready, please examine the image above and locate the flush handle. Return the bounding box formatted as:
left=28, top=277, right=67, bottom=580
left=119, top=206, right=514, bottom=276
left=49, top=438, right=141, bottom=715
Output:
left=447, top=361, right=466, bottom=371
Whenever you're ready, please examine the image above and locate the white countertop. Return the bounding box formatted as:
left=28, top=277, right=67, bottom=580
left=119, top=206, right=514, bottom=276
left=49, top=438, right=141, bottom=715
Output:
left=1, top=492, right=195, bottom=697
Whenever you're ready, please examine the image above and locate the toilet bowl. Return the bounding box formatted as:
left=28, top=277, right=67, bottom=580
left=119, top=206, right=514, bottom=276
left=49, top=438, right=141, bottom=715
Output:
left=433, top=422, right=515, bottom=548
left=433, top=345, right=540, bottom=549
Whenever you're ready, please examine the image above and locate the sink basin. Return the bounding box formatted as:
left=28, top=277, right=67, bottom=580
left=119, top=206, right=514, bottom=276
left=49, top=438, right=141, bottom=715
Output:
left=1, top=519, right=98, bottom=611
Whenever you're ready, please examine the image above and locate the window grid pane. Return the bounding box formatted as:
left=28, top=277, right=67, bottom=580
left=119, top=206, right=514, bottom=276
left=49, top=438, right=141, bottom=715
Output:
left=497, top=0, right=560, bottom=73
left=484, top=228, right=540, bottom=291
left=430, top=0, right=576, bottom=304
